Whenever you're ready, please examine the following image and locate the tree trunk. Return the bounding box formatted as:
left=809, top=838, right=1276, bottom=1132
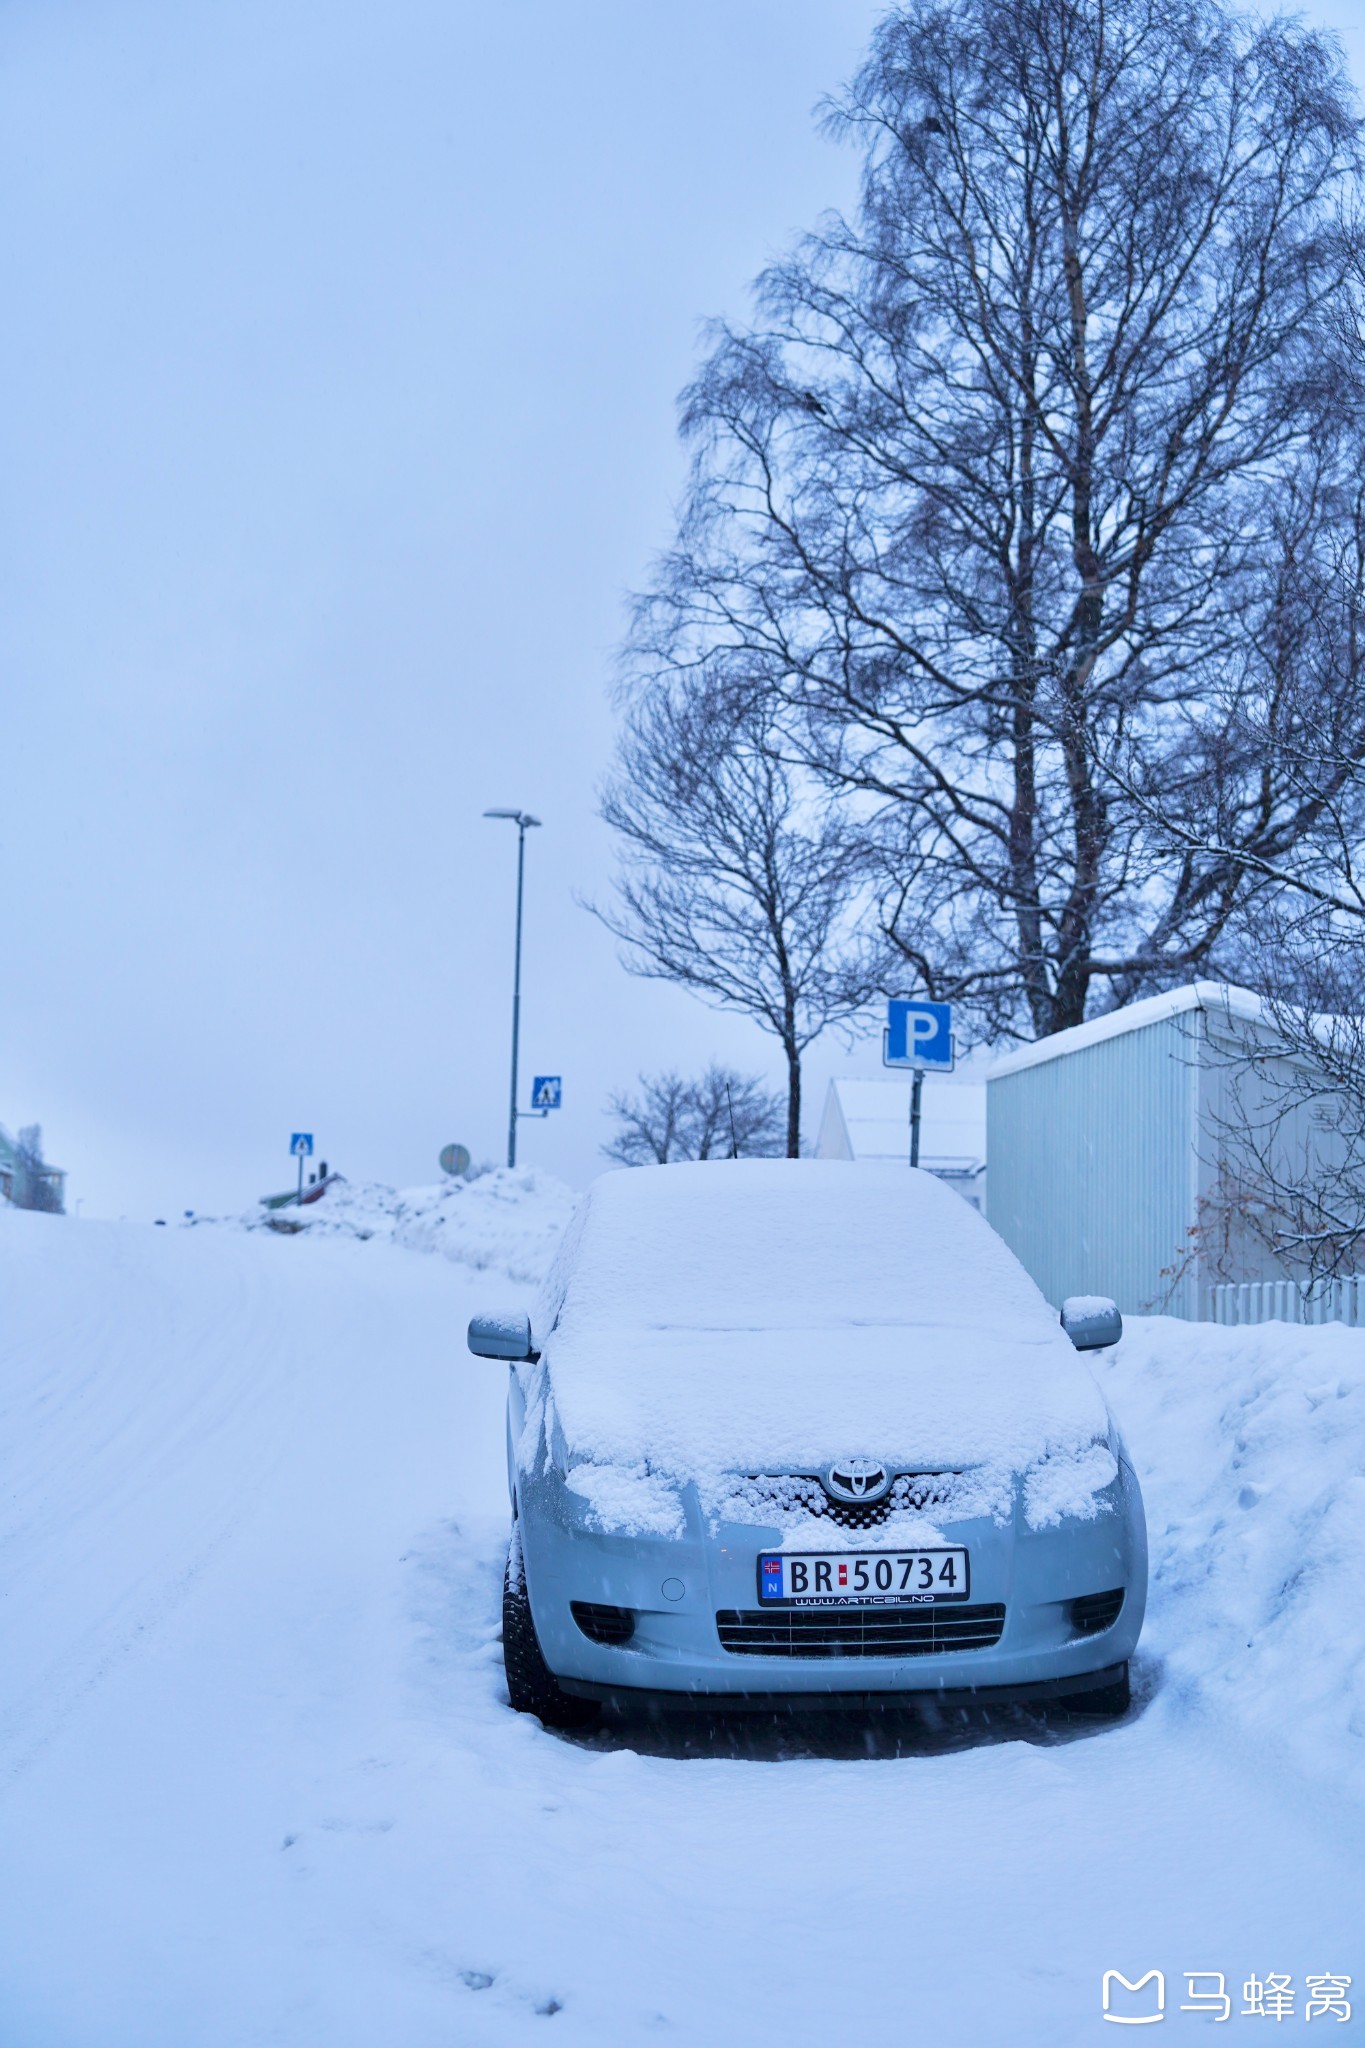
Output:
left=785, top=1043, right=801, bottom=1158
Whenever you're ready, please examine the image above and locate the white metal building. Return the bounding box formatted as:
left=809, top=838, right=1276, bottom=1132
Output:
left=985, top=982, right=1314, bottom=1318
left=816, top=1072, right=987, bottom=1207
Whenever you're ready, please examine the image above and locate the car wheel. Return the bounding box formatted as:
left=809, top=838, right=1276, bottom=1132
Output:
left=502, top=1546, right=601, bottom=1732
left=1059, top=1662, right=1131, bottom=1718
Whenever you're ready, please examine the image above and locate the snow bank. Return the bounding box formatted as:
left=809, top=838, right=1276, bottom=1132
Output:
left=209, top=1167, right=576, bottom=1287
left=1093, top=1315, right=1365, bottom=1798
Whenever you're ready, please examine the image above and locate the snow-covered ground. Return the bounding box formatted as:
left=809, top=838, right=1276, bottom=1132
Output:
left=2, top=1177, right=1363, bottom=2046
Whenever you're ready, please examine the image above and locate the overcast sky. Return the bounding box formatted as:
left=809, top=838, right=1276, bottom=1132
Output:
left=3, top=1, right=1362, bottom=1218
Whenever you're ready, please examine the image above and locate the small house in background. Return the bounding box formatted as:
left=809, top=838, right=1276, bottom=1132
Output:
left=816, top=1070, right=987, bottom=1208
left=985, top=982, right=1321, bottom=1319
left=0, top=1125, right=67, bottom=1214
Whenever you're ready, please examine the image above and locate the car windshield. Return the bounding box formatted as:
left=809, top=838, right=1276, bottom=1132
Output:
left=551, top=1159, right=1059, bottom=1341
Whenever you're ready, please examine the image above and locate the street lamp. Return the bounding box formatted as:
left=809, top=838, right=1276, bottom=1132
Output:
left=484, top=808, right=542, bottom=1168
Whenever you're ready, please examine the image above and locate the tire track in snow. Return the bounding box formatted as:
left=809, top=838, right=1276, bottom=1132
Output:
left=0, top=1216, right=311, bottom=1785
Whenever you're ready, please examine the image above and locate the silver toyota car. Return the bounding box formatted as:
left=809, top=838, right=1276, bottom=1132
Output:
left=468, top=1160, right=1146, bottom=1729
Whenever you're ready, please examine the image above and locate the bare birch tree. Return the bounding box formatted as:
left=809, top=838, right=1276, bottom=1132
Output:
left=593, top=685, right=878, bottom=1156
left=628, top=0, right=1363, bottom=1042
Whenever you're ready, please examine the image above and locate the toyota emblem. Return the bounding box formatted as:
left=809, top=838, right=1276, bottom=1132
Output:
left=823, top=1457, right=892, bottom=1505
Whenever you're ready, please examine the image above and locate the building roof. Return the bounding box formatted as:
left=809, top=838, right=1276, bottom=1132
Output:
left=986, top=981, right=1265, bottom=1082
left=818, top=1074, right=986, bottom=1171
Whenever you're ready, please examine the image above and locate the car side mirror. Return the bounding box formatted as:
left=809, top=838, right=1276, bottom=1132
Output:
left=467, top=1311, right=538, bottom=1362
left=1061, top=1297, right=1123, bottom=1351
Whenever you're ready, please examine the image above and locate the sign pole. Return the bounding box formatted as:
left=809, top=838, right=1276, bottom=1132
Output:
left=882, top=998, right=953, bottom=1170
left=483, top=808, right=542, bottom=1172
left=508, top=819, right=526, bottom=1171
left=289, top=1133, right=314, bottom=1204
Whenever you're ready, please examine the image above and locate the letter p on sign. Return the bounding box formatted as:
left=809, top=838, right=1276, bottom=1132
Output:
left=884, top=999, right=954, bottom=1071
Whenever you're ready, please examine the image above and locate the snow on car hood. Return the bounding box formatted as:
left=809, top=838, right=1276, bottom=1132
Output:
left=541, top=1324, right=1108, bottom=1486
left=526, top=1162, right=1113, bottom=1515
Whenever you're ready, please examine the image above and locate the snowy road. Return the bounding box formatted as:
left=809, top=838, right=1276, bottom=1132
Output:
left=2, top=1207, right=1362, bottom=2046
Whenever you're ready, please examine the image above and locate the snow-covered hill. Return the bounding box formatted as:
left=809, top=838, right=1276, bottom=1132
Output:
left=213, top=1164, right=577, bottom=1285
left=2, top=1182, right=1363, bottom=2046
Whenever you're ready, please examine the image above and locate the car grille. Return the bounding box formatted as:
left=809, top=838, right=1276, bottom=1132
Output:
left=735, top=1472, right=962, bottom=1530
left=715, top=1603, right=1006, bottom=1658
left=571, top=1601, right=635, bottom=1645
left=1070, top=1588, right=1124, bottom=1637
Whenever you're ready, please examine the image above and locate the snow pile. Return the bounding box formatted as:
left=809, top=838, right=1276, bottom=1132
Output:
left=1094, top=1315, right=1365, bottom=1797
left=218, top=1167, right=576, bottom=1287
left=527, top=1161, right=1112, bottom=1514
left=563, top=1462, right=686, bottom=1539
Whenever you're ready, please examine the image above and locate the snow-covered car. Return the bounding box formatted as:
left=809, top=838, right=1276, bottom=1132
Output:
left=468, top=1160, right=1146, bottom=1729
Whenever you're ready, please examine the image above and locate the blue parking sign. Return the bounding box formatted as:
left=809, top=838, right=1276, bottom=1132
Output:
left=884, top=1000, right=954, bottom=1071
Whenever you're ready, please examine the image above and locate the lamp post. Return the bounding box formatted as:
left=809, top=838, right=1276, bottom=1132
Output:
left=484, top=808, right=541, bottom=1168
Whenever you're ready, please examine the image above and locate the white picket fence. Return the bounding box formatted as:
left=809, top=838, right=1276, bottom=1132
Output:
left=1208, top=1275, right=1365, bottom=1328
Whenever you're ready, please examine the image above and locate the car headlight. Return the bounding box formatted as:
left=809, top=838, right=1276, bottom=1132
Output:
left=1023, top=1438, right=1120, bottom=1530
left=562, top=1462, right=686, bottom=1540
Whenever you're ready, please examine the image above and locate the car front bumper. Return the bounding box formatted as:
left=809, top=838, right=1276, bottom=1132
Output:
left=517, top=1461, right=1148, bottom=1706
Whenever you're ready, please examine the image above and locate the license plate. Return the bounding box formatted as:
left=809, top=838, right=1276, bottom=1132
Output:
left=757, top=1547, right=970, bottom=1606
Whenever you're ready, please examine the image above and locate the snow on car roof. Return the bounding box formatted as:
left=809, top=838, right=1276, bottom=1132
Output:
left=550, top=1159, right=1053, bottom=1338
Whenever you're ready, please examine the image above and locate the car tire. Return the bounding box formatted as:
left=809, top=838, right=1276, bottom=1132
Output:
left=1059, top=1662, right=1130, bottom=1718
left=502, top=1546, right=601, bottom=1732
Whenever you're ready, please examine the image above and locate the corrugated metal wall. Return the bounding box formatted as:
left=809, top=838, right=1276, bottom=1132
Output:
left=987, top=1015, right=1198, bottom=1316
